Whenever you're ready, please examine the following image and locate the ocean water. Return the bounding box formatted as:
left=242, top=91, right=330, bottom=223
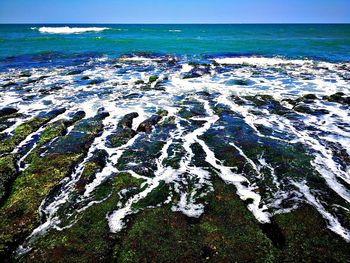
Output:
left=0, top=24, right=350, bottom=64
left=0, top=24, right=350, bottom=256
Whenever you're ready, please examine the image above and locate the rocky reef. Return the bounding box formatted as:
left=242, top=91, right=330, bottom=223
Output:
left=0, top=54, right=349, bottom=262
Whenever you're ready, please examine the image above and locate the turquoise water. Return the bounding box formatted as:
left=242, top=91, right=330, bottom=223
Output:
left=0, top=24, right=350, bottom=65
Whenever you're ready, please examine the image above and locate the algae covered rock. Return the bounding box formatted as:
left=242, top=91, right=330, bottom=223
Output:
left=117, top=112, right=139, bottom=129
left=0, top=107, right=18, bottom=118
left=137, top=114, right=164, bottom=133
left=0, top=154, right=17, bottom=205
left=148, top=75, right=158, bottom=83
left=0, top=112, right=107, bottom=258
left=0, top=108, right=66, bottom=155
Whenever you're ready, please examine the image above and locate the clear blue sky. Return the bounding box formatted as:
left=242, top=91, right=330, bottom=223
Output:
left=0, top=0, right=349, bottom=23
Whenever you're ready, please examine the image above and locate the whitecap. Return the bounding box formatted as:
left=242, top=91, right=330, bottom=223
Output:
left=214, top=56, right=310, bottom=66
left=36, top=26, right=110, bottom=34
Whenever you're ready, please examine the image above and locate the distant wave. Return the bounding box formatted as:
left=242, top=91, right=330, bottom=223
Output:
left=169, top=30, right=182, bottom=32
left=34, top=27, right=110, bottom=34
left=214, top=56, right=310, bottom=66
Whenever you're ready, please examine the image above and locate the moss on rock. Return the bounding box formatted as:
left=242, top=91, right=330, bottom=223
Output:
left=0, top=113, right=106, bottom=258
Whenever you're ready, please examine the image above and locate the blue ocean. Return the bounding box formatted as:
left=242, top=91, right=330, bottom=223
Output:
left=0, top=24, right=350, bottom=261
left=0, top=24, right=350, bottom=65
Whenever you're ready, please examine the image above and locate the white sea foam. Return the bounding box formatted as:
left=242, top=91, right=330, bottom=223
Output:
left=214, top=57, right=310, bottom=66
left=36, top=26, right=110, bottom=34
left=3, top=55, right=349, bottom=249
left=293, top=181, right=350, bottom=242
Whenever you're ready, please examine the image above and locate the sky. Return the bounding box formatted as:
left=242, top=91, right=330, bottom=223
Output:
left=0, top=0, right=349, bottom=24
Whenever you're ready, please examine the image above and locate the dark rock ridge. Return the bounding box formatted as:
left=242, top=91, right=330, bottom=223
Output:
left=137, top=110, right=168, bottom=133
left=0, top=107, right=18, bottom=118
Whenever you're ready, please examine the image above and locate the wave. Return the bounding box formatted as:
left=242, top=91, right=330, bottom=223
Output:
left=213, top=56, right=311, bottom=66
left=169, top=30, right=182, bottom=32
left=35, top=26, right=110, bottom=34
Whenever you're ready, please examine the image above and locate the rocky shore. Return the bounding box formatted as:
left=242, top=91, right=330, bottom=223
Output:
left=0, top=54, right=349, bottom=262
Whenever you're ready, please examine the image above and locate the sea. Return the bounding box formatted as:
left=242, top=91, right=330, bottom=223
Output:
left=0, top=24, right=350, bottom=65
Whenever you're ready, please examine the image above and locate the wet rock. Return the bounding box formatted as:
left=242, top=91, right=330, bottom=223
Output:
left=233, top=79, right=252, bottom=86
left=281, top=98, right=297, bottom=107
left=293, top=104, right=313, bottom=114
left=66, top=69, right=84, bottom=75
left=0, top=120, right=16, bottom=134
left=122, top=93, right=143, bottom=100
left=154, top=80, right=167, bottom=91
left=1, top=82, right=17, bottom=88
left=22, top=95, right=36, bottom=101
left=19, top=173, right=143, bottom=263
left=139, top=84, right=152, bottom=90
left=294, top=104, right=329, bottom=115
left=118, top=114, right=174, bottom=177
left=118, top=112, right=139, bottom=129
left=274, top=204, right=350, bottom=262
left=323, top=92, right=350, bottom=106
left=19, top=72, right=31, bottom=78
left=0, top=154, right=17, bottom=205
left=97, top=108, right=110, bottom=119
left=106, top=128, right=137, bottom=148
left=188, top=61, right=211, bottom=67
left=48, top=113, right=106, bottom=155
left=0, top=124, right=9, bottom=133
left=23, top=76, right=47, bottom=85
left=149, top=75, right=158, bottom=83
left=301, top=94, right=317, bottom=100
left=179, top=100, right=207, bottom=120
left=24, top=111, right=86, bottom=166
left=342, top=73, right=350, bottom=81
left=157, top=109, right=168, bottom=117
left=75, top=149, right=109, bottom=194
left=0, top=108, right=66, bottom=155
left=181, top=65, right=211, bottom=79
left=295, top=94, right=318, bottom=104
left=168, top=59, right=176, bottom=66
left=49, top=85, right=63, bottom=92
left=245, top=95, right=291, bottom=115
left=0, top=113, right=106, bottom=257
left=87, top=79, right=105, bottom=85
left=66, top=111, right=86, bottom=125
left=137, top=110, right=168, bottom=133
left=134, top=80, right=145, bottom=85
left=230, top=95, right=246, bottom=106
left=0, top=107, right=18, bottom=118
left=260, top=221, right=286, bottom=249
left=324, top=141, right=350, bottom=167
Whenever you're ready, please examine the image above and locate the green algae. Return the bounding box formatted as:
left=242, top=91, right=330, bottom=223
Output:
left=18, top=173, right=144, bottom=263
left=0, top=155, right=17, bottom=204
left=149, top=76, right=158, bottom=83
left=75, top=149, right=108, bottom=195
left=112, top=179, right=275, bottom=263
left=274, top=205, right=350, bottom=263
left=0, top=114, right=105, bottom=258
left=0, top=109, right=65, bottom=155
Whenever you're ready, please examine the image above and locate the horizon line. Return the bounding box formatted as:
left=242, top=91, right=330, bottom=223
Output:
left=0, top=22, right=350, bottom=25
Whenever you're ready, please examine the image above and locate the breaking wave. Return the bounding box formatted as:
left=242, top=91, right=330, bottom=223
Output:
left=35, top=26, right=110, bottom=34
